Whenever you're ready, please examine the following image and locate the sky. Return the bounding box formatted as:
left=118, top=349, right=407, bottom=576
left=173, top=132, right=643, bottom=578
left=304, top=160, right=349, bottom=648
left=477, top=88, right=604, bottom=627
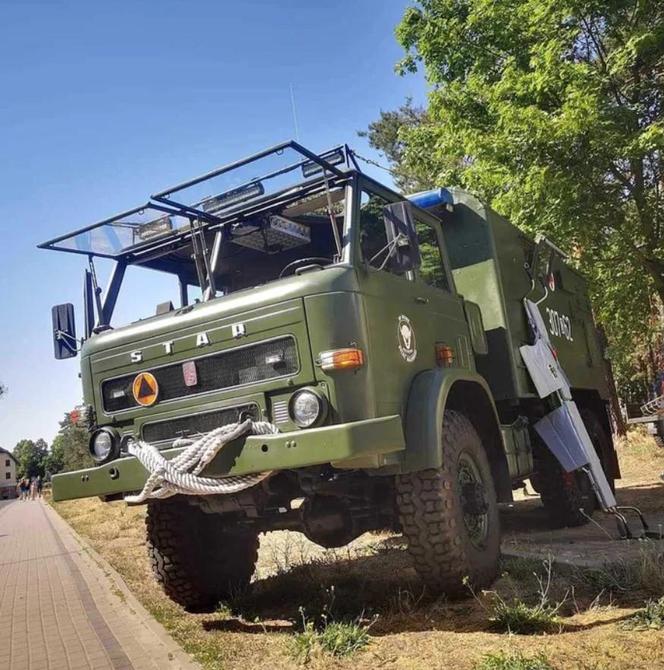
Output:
left=0, top=0, right=427, bottom=450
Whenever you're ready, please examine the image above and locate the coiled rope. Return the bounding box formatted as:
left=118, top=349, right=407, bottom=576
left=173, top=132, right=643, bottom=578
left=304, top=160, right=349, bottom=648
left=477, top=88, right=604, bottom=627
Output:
left=124, top=419, right=278, bottom=504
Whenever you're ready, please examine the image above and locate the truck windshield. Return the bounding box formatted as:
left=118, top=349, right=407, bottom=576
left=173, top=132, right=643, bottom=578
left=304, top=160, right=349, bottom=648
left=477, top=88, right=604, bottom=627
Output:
left=207, top=185, right=346, bottom=296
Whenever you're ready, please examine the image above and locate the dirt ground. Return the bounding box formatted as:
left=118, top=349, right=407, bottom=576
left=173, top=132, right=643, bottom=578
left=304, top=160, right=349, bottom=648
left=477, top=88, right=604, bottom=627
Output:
left=52, top=429, right=664, bottom=670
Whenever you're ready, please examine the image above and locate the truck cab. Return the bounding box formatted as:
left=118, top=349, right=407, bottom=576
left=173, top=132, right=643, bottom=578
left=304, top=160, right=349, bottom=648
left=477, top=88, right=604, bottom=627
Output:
left=42, top=142, right=617, bottom=611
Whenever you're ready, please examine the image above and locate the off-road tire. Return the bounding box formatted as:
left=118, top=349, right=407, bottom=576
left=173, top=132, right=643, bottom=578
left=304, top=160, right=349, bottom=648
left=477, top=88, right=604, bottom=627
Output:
left=395, top=410, right=501, bottom=596
left=146, top=498, right=258, bottom=612
left=538, top=408, right=614, bottom=528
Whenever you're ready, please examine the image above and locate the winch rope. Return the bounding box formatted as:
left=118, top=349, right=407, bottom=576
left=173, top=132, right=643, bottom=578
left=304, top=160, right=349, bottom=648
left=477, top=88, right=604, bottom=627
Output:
left=124, top=419, right=278, bottom=504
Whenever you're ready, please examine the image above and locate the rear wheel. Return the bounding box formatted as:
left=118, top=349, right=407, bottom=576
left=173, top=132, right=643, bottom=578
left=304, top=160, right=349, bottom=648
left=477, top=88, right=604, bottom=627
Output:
left=395, top=410, right=501, bottom=596
left=146, top=498, right=258, bottom=612
left=538, top=408, right=613, bottom=528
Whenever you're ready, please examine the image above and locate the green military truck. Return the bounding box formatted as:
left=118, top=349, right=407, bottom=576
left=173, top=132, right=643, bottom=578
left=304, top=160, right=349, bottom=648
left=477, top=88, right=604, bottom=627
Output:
left=41, top=143, right=620, bottom=611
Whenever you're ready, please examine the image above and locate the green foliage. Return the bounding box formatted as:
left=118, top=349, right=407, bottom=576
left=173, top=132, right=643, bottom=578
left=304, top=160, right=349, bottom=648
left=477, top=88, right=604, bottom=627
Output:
left=290, top=611, right=371, bottom=663
left=54, top=410, right=93, bottom=473
left=475, top=651, right=554, bottom=670
left=13, top=438, right=48, bottom=479
left=489, top=597, right=560, bottom=634
left=358, top=98, right=430, bottom=192
left=12, top=409, right=92, bottom=480
left=621, top=596, right=664, bottom=631
left=369, top=0, right=664, bottom=394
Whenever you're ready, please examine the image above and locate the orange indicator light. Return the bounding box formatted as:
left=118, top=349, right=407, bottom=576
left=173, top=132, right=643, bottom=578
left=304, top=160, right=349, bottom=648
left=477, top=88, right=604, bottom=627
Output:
left=319, top=348, right=365, bottom=371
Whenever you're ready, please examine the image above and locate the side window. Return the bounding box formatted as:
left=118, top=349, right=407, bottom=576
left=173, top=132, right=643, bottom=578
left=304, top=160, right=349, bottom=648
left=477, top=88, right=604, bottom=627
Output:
left=416, top=219, right=450, bottom=291
left=358, top=190, right=406, bottom=277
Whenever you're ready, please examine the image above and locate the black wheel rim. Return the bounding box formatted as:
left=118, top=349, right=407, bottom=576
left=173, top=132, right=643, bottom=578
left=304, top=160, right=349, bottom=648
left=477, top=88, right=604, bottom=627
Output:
left=457, top=452, right=490, bottom=549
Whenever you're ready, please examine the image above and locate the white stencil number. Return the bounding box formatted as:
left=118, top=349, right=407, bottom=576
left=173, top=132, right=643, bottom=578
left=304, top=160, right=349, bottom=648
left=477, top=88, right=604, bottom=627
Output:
left=546, top=308, right=573, bottom=342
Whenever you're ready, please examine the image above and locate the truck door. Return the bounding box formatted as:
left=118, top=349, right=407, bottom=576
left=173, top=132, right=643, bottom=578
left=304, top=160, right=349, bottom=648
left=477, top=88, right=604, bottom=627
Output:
left=356, top=184, right=469, bottom=418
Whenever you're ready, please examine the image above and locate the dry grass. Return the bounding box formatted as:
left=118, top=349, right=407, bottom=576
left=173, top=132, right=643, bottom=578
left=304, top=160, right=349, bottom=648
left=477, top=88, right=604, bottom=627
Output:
left=51, top=429, right=664, bottom=670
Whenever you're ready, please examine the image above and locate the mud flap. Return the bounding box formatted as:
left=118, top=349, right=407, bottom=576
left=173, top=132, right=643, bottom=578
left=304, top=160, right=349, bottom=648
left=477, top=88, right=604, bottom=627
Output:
left=520, top=300, right=617, bottom=511
left=534, top=401, right=616, bottom=509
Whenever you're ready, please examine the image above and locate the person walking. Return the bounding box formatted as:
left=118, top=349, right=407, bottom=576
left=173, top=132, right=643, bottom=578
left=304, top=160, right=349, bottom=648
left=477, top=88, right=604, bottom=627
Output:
left=30, top=477, right=38, bottom=500
left=19, top=479, right=28, bottom=501
left=36, top=476, right=43, bottom=497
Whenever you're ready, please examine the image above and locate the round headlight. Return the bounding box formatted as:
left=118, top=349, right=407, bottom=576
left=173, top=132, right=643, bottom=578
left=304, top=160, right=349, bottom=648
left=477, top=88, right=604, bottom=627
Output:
left=90, top=428, right=117, bottom=463
left=289, top=388, right=328, bottom=428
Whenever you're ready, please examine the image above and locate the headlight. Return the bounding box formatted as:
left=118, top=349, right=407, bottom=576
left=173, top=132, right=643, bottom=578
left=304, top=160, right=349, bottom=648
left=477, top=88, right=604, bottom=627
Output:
left=289, top=388, right=328, bottom=428
left=89, top=428, right=118, bottom=464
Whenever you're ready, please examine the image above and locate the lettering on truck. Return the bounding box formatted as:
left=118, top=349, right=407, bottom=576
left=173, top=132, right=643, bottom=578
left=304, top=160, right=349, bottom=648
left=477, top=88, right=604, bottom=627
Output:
left=546, top=307, right=573, bottom=342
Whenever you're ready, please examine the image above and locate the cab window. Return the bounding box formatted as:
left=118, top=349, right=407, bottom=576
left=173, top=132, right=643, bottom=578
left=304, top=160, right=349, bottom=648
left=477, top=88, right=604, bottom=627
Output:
left=416, top=219, right=450, bottom=291
left=358, top=190, right=407, bottom=276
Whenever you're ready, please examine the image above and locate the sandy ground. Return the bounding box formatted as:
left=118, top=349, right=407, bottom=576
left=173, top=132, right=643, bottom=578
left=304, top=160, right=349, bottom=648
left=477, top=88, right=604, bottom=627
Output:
left=52, top=429, right=664, bottom=670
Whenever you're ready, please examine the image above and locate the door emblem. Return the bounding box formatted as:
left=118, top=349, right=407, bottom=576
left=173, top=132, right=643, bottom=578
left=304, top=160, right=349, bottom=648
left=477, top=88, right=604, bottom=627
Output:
left=132, top=372, right=159, bottom=406
left=397, top=315, right=417, bottom=362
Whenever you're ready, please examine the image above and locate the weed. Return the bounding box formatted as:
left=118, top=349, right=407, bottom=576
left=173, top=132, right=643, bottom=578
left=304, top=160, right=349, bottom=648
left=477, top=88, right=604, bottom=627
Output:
left=579, top=542, right=664, bottom=597
left=621, top=597, right=664, bottom=631
left=465, top=558, right=563, bottom=634
left=475, top=651, right=554, bottom=670
left=489, top=599, right=559, bottom=634
left=290, top=603, right=372, bottom=663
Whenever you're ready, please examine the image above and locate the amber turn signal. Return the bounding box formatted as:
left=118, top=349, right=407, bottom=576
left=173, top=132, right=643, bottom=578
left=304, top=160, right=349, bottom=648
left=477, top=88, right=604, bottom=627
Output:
left=319, top=348, right=365, bottom=371
left=435, top=343, right=455, bottom=367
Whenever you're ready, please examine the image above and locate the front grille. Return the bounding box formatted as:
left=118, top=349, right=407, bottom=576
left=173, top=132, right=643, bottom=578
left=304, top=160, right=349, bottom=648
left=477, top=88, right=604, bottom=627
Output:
left=102, top=336, right=298, bottom=412
left=142, top=404, right=259, bottom=443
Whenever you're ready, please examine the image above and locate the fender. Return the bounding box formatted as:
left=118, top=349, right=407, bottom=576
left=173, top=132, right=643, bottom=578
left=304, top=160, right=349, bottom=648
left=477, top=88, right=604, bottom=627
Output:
left=401, top=367, right=512, bottom=501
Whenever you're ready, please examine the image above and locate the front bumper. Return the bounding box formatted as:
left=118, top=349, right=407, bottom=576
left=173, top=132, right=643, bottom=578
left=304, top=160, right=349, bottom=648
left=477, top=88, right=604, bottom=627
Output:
left=51, top=415, right=405, bottom=502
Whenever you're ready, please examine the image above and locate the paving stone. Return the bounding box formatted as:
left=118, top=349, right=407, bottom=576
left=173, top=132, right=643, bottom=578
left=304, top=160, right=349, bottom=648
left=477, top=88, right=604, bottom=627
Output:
left=0, top=499, right=201, bottom=670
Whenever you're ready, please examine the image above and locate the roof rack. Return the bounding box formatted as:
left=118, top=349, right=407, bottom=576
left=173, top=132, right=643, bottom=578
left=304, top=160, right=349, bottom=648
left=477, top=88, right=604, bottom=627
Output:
left=38, top=141, right=356, bottom=260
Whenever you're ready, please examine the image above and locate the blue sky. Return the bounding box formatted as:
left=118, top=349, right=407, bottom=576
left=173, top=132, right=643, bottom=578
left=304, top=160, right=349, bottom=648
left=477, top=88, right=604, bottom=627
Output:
left=0, top=0, right=426, bottom=449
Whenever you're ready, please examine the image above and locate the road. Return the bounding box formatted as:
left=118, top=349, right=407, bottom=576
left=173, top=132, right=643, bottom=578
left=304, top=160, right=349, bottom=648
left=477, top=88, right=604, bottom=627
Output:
left=0, top=498, right=199, bottom=670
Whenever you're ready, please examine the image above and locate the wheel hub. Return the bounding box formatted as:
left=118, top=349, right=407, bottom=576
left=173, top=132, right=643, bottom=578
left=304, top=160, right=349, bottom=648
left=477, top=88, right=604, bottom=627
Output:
left=461, top=481, right=489, bottom=515
left=457, top=453, right=490, bottom=548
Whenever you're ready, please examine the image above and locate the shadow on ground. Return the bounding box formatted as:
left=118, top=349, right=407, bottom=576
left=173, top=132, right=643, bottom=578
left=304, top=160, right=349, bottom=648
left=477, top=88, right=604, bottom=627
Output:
left=208, top=483, right=663, bottom=636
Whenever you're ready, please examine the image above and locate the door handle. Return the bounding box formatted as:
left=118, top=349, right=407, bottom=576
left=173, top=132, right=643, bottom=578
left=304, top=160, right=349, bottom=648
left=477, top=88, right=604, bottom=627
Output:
left=415, top=296, right=429, bottom=304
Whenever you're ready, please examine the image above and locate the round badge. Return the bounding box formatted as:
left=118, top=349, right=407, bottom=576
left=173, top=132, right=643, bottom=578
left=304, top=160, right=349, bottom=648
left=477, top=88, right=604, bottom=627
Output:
left=397, top=314, right=417, bottom=362
left=132, top=372, right=159, bottom=407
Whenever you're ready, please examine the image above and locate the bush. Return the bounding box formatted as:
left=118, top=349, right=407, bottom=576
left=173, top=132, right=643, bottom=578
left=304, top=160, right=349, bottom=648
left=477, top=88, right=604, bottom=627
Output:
left=621, top=597, right=664, bottom=631
left=490, top=598, right=560, bottom=635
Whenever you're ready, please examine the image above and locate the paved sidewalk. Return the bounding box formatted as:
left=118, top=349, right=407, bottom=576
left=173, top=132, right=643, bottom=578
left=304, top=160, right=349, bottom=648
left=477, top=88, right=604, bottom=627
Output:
left=0, top=499, right=200, bottom=670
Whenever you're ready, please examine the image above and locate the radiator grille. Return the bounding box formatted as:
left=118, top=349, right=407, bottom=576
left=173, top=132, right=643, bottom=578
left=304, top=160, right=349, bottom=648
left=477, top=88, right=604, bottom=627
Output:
left=102, top=337, right=298, bottom=412
left=142, top=404, right=259, bottom=444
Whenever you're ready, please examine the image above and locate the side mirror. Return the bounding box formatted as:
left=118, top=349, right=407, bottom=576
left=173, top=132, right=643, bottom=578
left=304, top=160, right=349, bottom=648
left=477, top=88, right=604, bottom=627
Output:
left=52, top=303, right=78, bottom=360
left=383, top=201, right=421, bottom=273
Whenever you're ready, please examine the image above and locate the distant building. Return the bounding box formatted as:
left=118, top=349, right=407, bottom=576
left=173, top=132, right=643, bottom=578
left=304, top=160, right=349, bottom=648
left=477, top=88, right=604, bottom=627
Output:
left=0, top=448, right=18, bottom=499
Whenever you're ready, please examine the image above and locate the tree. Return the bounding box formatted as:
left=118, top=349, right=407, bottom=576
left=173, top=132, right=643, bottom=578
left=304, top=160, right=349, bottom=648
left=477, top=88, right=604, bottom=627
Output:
left=358, top=99, right=431, bottom=192
left=52, top=410, right=93, bottom=473
left=368, top=0, right=664, bottom=397
left=13, top=438, right=48, bottom=479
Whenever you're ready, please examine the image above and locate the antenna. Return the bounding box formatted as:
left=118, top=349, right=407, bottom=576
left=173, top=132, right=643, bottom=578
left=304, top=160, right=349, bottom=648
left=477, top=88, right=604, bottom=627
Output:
left=289, top=83, right=300, bottom=142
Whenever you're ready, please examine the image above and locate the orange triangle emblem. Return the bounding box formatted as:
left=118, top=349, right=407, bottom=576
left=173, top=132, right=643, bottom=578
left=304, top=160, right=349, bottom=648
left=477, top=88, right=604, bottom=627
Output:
left=132, top=372, right=159, bottom=406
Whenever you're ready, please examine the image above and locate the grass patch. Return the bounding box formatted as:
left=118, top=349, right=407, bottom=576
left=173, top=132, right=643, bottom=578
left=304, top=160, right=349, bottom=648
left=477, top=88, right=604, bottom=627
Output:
left=579, top=542, right=664, bottom=597
left=466, top=559, right=563, bottom=634
left=621, top=597, right=664, bottom=631
left=291, top=606, right=371, bottom=663
left=475, top=651, right=554, bottom=670
left=489, top=598, right=560, bottom=634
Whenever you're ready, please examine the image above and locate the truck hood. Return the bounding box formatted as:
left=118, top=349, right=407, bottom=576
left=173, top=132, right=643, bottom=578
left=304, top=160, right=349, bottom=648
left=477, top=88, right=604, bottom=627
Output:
left=83, top=265, right=359, bottom=357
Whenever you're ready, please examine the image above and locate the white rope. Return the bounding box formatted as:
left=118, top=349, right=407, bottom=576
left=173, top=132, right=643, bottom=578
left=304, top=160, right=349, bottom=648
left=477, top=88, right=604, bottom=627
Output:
left=124, top=419, right=278, bottom=504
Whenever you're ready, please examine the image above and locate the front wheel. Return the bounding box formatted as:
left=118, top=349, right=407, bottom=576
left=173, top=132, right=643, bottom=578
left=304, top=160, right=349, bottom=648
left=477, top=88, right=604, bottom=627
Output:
left=146, top=499, right=258, bottom=612
left=395, top=410, right=501, bottom=596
